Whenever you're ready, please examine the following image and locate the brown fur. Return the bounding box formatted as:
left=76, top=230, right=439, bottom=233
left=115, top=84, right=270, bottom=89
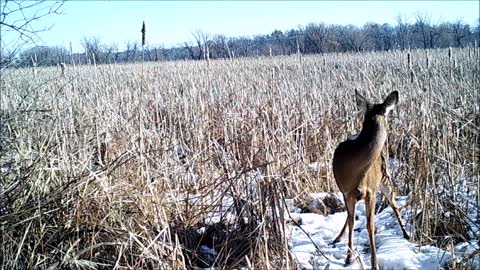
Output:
left=331, top=90, right=409, bottom=270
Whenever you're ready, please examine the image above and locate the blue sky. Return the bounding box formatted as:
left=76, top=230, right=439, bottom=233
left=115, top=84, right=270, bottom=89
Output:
left=2, top=1, right=479, bottom=53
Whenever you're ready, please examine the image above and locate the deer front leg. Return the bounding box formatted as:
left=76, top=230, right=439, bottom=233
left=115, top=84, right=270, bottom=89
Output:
left=379, top=152, right=410, bottom=240
left=365, top=191, right=379, bottom=270
left=379, top=183, right=410, bottom=240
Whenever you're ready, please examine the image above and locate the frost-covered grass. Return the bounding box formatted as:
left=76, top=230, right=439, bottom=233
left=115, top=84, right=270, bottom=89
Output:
left=1, top=47, right=479, bottom=269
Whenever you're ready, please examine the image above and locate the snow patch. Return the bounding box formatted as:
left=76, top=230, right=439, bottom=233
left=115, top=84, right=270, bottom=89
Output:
left=288, top=193, right=461, bottom=270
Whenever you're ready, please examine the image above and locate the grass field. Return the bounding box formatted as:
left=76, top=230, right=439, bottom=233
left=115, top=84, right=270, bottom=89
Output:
left=1, top=47, right=479, bottom=269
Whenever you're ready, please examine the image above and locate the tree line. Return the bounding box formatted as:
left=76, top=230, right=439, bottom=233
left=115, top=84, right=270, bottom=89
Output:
left=6, top=13, right=480, bottom=68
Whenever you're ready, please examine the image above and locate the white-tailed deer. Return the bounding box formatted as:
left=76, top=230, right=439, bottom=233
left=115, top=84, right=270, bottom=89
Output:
left=331, top=90, right=409, bottom=270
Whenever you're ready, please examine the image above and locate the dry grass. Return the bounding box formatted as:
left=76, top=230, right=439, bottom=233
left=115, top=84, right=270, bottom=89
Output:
left=1, top=47, right=479, bottom=269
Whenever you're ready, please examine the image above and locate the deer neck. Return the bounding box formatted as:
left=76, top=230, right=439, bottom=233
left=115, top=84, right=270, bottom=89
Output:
left=356, top=116, right=387, bottom=165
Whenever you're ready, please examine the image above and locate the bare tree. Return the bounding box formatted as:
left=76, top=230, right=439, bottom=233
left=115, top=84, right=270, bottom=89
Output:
left=364, top=22, right=383, bottom=51
left=210, top=34, right=229, bottom=59
left=302, top=23, right=329, bottom=54
left=111, top=43, right=120, bottom=63
left=144, top=44, right=152, bottom=61
left=476, top=18, right=480, bottom=46
left=0, top=0, right=65, bottom=68
left=192, top=29, right=211, bottom=60
left=17, top=45, right=68, bottom=67
left=231, top=36, right=254, bottom=57
left=382, top=23, right=395, bottom=51
left=153, top=44, right=169, bottom=61
left=124, top=41, right=138, bottom=62
left=413, top=12, right=441, bottom=49
left=81, top=36, right=103, bottom=64
left=160, top=45, right=169, bottom=60
left=271, top=29, right=287, bottom=55
left=183, top=41, right=197, bottom=60
left=285, top=29, right=301, bottom=55
left=152, top=45, right=169, bottom=61
left=395, top=14, right=410, bottom=50
left=152, top=46, right=159, bottom=61
left=125, top=41, right=133, bottom=62
left=450, top=19, right=468, bottom=47
left=362, top=22, right=395, bottom=51
left=1, top=0, right=64, bottom=46
left=104, top=43, right=116, bottom=63
left=337, top=25, right=369, bottom=52
left=131, top=41, right=138, bottom=62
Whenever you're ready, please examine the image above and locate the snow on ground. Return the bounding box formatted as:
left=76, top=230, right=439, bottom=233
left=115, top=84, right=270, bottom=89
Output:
left=291, top=158, right=479, bottom=269
left=287, top=193, right=475, bottom=270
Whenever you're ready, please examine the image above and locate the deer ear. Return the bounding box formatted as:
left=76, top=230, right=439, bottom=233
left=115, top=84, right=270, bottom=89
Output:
left=355, top=89, right=369, bottom=112
left=383, top=91, right=398, bottom=115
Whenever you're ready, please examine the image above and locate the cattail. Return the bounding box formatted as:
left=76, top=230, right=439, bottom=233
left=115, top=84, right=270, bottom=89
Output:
left=226, top=42, right=232, bottom=60
left=60, top=63, right=66, bottom=76
left=448, top=47, right=452, bottom=62
left=94, top=132, right=111, bottom=167
left=296, top=38, right=300, bottom=55
left=426, top=51, right=429, bottom=69
left=206, top=45, right=210, bottom=67
left=407, top=52, right=412, bottom=70
left=141, top=21, right=146, bottom=46
left=475, top=40, right=478, bottom=58
left=69, top=41, right=74, bottom=65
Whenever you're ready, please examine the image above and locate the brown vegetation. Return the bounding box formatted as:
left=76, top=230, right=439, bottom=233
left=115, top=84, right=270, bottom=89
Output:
left=1, top=47, right=478, bottom=269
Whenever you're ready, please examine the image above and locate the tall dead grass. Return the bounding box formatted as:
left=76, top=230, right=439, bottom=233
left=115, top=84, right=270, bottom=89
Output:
left=1, top=47, right=479, bottom=269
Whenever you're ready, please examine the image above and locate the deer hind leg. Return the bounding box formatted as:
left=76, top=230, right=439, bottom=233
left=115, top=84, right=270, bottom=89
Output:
left=365, top=191, right=379, bottom=270
left=379, top=183, right=410, bottom=240
left=344, top=192, right=357, bottom=266
left=331, top=193, right=349, bottom=244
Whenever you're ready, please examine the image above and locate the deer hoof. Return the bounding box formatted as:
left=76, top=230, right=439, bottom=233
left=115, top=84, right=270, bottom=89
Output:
left=344, top=256, right=353, bottom=266
left=329, top=238, right=340, bottom=246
